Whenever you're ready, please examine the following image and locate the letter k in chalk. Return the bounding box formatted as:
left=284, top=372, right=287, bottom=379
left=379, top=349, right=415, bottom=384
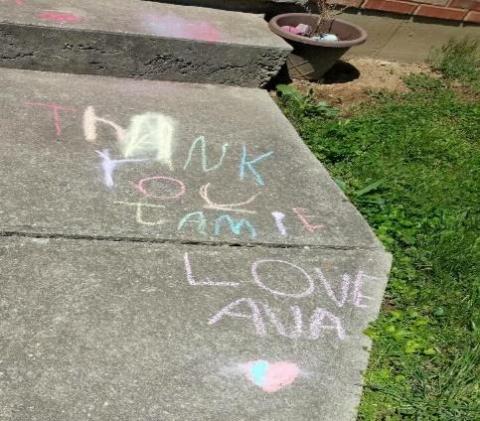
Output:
left=239, top=144, right=273, bottom=186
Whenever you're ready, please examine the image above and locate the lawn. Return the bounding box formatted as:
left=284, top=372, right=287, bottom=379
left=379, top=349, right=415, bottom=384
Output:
left=277, top=39, right=480, bottom=420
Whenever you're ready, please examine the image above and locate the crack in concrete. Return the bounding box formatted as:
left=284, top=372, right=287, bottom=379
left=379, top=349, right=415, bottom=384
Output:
left=0, top=230, right=384, bottom=252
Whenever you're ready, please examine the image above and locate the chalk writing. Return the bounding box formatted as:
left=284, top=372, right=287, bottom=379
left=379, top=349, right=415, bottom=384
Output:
left=178, top=211, right=207, bottom=235
left=37, top=11, right=82, bottom=24
left=97, top=149, right=147, bottom=188
left=84, top=106, right=126, bottom=143
left=252, top=259, right=314, bottom=298
left=244, top=360, right=300, bottom=393
left=186, top=256, right=378, bottom=341
left=293, top=207, right=324, bottom=233
left=209, top=298, right=346, bottom=340
left=272, top=211, right=287, bottom=236
left=120, top=113, right=175, bottom=169
left=185, top=255, right=372, bottom=310
left=352, top=271, right=375, bottom=308
left=25, top=102, right=76, bottom=139
left=316, top=268, right=375, bottom=309
left=315, top=269, right=351, bottom=308
left=208, top=298, right=266, bottom=336
left=143, top=13, right=221, bottom=42
left=262, top=303, right=303, bottom=339
left=239, top=145, right=273, bottom=186
left=213, top=215, right=257, bottom=239
left=115, top=201, right=167, bottom=226
left=183, top=136, right=228, bottom=172
left=134, top=176, right=186, bottom=200
left=184, top=253, right=239, bottom=287
left=309, top=308, right=346, bottom=340
left=200, top=183, right=259, bottom=214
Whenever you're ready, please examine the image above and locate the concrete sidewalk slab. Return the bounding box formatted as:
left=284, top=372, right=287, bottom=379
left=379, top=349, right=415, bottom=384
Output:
left=0, top=0, right=291, bottom=86
left=0, top=236, right=391, bottom=421
left=0, top=67, right=383, bottom=250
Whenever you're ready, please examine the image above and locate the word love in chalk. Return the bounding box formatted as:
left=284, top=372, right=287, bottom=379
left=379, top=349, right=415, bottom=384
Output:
left=185, top=254, right=378, bottom=341
left=244, top=360, right=300, bottom=393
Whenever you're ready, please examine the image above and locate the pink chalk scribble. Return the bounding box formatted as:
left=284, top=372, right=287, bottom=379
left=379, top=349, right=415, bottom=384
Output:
left=244, top=360, right=300, bottom=393
left=37, top=11, right=82, bottom=24
left=134, top=175, right=186, bottom=200
left=25, top=102, right=76, bottom=139
left=144, top=13, right=221, bottom=42
left=15, top=0, right=25, bottom=5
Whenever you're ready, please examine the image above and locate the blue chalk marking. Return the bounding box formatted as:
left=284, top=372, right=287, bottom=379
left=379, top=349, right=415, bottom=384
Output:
left=250, top=360, right=269, bottom=387
left=96, top=149, right=147, bottom=188
left=239, top=145, right=273, bottom=186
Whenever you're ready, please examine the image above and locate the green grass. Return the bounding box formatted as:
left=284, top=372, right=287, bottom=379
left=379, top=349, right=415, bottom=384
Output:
left=277, top=41, right=480, bottom=420
left=429, top=37, right=480, bottom=92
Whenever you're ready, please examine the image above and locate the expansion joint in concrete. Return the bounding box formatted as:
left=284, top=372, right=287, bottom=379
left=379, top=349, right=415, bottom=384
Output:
left=0, top=230, right=383, bottom=252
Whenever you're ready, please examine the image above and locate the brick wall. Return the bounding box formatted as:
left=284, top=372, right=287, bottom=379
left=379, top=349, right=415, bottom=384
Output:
left=336, top=0, right=480, bottom=24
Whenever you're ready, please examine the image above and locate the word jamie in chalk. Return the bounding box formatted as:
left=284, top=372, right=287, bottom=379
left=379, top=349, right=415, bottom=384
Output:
left=37, top=11, right=83, bottom=24
left=244, top=360, right=300, bottom=393
left=185, top=253, right=378, bottom=341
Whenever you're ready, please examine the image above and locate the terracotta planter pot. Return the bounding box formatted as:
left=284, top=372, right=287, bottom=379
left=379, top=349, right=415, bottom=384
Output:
left=269, top=13, right=367, bottom=81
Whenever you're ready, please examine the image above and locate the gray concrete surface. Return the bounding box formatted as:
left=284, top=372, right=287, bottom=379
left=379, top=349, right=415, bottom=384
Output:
left=0, top=237, right=391, bottom=421
left=0, top=67, right=383, bottom=249
left=0, top=68, right=391, bottom=420
left=0, top=0, right=291, bottom=86
left=342, top=11, right=480, bottom=63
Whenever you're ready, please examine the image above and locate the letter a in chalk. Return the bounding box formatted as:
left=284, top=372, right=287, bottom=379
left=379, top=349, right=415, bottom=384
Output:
left=309, top=308, right=345, bottom=340
left=239, top=144, right=273, bottom=186
left=177, top=211, right=208, bottom=235
left=120, top=112, right=176, bottom=170
left=208, top=298, right=266, bottom=336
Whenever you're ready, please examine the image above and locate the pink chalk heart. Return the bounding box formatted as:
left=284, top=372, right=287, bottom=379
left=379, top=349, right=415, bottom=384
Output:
left=245, top=360, right=300, bottom=393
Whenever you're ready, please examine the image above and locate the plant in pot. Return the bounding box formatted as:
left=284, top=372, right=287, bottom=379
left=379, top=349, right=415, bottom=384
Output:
left=269, top=0, right=367, bottom=81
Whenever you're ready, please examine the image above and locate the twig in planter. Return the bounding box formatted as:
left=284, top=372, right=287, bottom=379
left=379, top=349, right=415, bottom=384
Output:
left=297, top=0, right=349, bottom=37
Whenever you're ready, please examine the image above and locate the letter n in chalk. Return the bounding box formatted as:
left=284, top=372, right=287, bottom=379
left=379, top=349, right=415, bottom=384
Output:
left=183, top=136, right=228, bottom=172
left=208, top=298, right=266, bottom=336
